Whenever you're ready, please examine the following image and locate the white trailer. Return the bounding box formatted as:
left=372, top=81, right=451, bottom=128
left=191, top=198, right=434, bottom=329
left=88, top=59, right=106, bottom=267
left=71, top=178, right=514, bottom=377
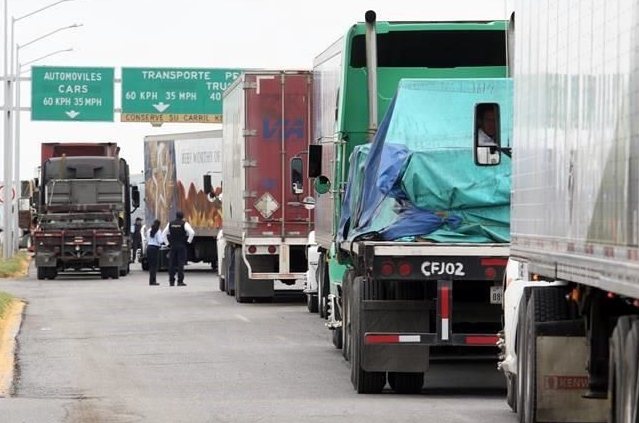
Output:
left=499, top=1, right=639, bottom=422
left=142, top=130, right=223, bottom=270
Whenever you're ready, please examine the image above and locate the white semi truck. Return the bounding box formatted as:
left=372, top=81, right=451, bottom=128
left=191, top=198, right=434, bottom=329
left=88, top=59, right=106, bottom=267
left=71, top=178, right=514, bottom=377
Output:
left=498, top=1, right=638, bottom=422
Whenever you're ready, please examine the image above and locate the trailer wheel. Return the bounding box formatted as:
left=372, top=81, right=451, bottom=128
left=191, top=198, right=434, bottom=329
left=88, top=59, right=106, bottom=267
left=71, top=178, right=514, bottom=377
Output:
left=224, top=245, right=235, bottom=296
left=36, top=267, right=46, bottom=280
left=521, top=288, right=570, bottom=423
left=315, top=263, right=323, bottom=317
left=609, top=316, right=632, bottom=423
left=110, top=267, right=119, bottom=279
left=234, top=247, right=248, bottom=303
left=341, top=271, right=356, bottom=358
left=100, top=267, right=109, bottom=279
left=45, top=268, right=57, bottom=280
left=515, top=288, right=534, bottom=418
left=622, top=320, right=639, bottom=423
left=506, top=373, right=517, bottom=412
left=141, top=257, right=149, bottom=271
left=219, top=249, right=227, bottom=292
left=350, top=275, right=386, bottom=394
left=318, top=253, right=329, bottom=319
left=307, top=294, right=318, bottom=313
left=219, top=273, right=226, bottom=293
left=388, top=372, right=424, bottom=394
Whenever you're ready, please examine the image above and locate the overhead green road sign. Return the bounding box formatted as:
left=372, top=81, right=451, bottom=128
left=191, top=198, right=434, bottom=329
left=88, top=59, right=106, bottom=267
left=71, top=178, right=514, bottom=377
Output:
left=31, top=66, right=114, bottom=121
left=120, top=68, right=241, bottom=123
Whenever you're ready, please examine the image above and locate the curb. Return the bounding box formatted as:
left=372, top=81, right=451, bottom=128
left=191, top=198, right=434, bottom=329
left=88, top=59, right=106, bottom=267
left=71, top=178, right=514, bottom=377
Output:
left=0, top=299, right=25, bottom=397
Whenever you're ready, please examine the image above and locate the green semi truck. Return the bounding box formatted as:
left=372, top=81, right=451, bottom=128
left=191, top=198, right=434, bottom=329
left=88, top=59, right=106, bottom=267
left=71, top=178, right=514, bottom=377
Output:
left=307, top=11, right=513, bottom=394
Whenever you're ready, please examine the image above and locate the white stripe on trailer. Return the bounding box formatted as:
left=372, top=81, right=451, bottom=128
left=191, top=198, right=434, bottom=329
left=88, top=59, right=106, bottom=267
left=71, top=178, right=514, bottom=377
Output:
left=398, top=335, right=421, bottom=343
left=441, top=318, right=450, bottom=340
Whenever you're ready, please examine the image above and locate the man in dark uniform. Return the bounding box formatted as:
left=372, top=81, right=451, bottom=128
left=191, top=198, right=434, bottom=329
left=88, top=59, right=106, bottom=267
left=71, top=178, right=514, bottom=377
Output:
left=162, top=211, right=195, bottom=286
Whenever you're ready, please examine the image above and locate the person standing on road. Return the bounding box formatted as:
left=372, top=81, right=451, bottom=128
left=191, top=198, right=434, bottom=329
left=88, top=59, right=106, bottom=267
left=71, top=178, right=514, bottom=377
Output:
left=146, top=219, right=164, bottom=286
left=131, top=217, right=143, bottom=263
left=162, top=211, right=195, bottom=286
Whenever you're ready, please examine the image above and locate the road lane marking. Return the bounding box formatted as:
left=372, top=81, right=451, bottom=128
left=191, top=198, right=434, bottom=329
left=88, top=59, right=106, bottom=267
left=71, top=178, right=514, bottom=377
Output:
left=235, top=314, right=250, bottom=322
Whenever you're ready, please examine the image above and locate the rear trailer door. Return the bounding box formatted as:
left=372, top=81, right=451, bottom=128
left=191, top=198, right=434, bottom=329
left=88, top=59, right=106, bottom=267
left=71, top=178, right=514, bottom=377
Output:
left=243, top=72, right=313, bottom=240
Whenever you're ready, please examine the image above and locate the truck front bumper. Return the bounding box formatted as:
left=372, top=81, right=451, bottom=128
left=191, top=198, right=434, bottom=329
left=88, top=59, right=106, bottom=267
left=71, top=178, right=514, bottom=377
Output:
left=35, top=252, right=57, bottom=268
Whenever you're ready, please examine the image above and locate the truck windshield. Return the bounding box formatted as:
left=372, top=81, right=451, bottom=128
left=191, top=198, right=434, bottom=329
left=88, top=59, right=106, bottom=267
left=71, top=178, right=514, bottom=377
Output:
left=350, top=30, right=506, bottom=68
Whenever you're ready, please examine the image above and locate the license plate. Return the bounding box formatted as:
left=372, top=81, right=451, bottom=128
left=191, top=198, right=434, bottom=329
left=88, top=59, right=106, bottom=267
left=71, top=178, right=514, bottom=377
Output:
left=490, top=286, right=503, bottom=304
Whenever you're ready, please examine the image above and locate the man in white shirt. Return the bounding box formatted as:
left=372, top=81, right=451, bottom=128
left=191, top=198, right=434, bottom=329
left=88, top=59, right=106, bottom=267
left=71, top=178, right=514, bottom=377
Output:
left=162, top=211, right=195, bottom=286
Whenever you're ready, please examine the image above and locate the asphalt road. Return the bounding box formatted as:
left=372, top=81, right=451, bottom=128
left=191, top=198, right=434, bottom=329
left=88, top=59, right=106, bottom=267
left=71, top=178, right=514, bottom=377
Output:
left=0, top=262, right=514, bottom=423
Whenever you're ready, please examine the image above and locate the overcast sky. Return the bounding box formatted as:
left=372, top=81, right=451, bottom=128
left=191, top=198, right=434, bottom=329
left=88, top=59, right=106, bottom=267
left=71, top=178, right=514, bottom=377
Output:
left=2, top=0, right=510, bottom=180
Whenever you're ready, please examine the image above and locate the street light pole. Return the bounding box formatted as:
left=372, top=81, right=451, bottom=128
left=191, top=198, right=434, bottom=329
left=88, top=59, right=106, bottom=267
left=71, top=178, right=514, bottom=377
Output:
left=13, top=46, right=73, bottom=250
left=6, top=0, right=80, bottom=254
left=3, top=0, right=13, bottom=259
left=19, top=48, right=73, bottom=69
left=11, top=24, right=80, bottom=251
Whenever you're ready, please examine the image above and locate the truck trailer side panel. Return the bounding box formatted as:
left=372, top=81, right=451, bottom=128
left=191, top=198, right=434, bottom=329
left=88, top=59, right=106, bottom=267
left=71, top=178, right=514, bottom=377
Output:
left=510, top=0, right=639, bottom=298
left=144, top=131, right=223, bottom=237
left=500, top=1, right=639, bottom=420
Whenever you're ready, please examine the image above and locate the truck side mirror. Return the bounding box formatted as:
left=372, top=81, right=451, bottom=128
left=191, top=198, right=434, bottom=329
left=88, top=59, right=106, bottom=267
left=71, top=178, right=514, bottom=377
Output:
left=131, top=186, right=140, bottom=208
left=474, top=102, right=501, bottom=166
left=291, top=157, right=304, bottom=195
left=308, top=144, right=322, bottom=178
left=203, top=174, right=213, bottom=194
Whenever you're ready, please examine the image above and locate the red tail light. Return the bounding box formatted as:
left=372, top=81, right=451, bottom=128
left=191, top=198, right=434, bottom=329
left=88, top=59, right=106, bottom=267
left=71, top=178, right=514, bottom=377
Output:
left=268, top=245, right=276, bottom=254
left=398, top=262, right=412, bottom=276
left=247, top=245, right=257, bottom=254
left=485, top=267, right=497, bottom=279
left=380, top=262, right=394, bottom=276
left=481, top=258, right=508, bottom=267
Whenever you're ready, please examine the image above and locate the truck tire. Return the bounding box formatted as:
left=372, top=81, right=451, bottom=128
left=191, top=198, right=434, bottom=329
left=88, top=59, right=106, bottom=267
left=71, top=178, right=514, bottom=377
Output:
left=515, top=287, right=534, bottom=418
left=224, top=245, right=234, bottom=296
left=100, top=267, right=110, bottom=279
left=342, top=275, right=352, bottom=361
left=506, top=373, right=517, bottom=413
left=388, top=372, right=424, bottom=394
left=219, top=250, right=227, bottom=292
left=307, top=293, right=318, bottom=313
left=350, top=275, right=386, bottom=394
left=37, top=267, right=46, bottom=280
left=219, top=273, right=226, bottom=293
left=234, top=247, right=248, bottom=303
left=340, top=270, right=356, bottom=357
left=318, top=254, right=328, bottom=319
left=609, top=316, right=633, bottom=423
left=622, top=320, right=639, bottom=423
left=521, top=288, right=570, bottom=423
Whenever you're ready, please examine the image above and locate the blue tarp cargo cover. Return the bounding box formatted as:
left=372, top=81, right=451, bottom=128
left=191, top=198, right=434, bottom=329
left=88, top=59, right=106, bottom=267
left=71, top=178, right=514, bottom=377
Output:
left=338, top=78, right=513, bottom=243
